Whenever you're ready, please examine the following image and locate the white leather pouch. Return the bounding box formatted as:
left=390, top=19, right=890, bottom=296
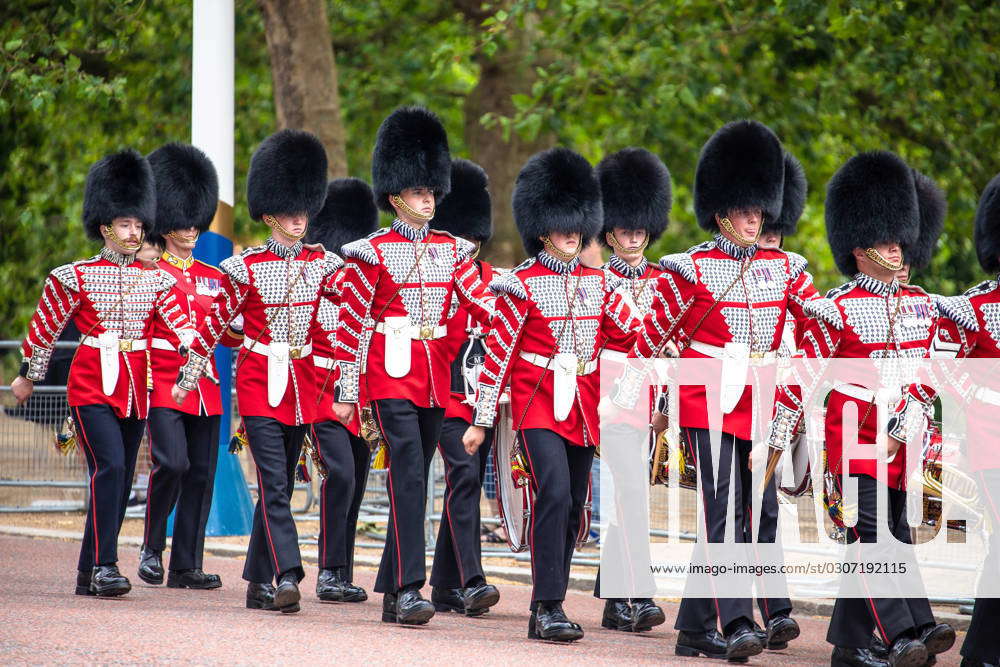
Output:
left=383, top=316, right=412, bottom=379
left=267, top=341, right=290, bottom=408
left=720, top=342, right=750, bottom=414
left=552, top=352, right=579, bottom=422
left=97, top=331, right=120, bottom=396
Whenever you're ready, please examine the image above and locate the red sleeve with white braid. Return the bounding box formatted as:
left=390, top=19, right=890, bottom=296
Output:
left=453, top=255, right=495, bottom=327
left=20, top=269, right=82, bottom=381
left=333, top=255, right=379, bottom=403
left=176, top=271, right=249, bottom=390
left=601, top=286, right=638, bottom=350
left=633, top=271, right=694, bottom=359
left=472, top=288, right=530, bottom=428
left=154, top=274, right=192, bottom=343
left=768, top=304, right=843, bottom=450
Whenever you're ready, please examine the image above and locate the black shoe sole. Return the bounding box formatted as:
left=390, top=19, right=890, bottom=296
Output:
left=91, top=582, right=131, bottom=597
left=601, top=617, right=635, bottom=632
left=727, top=639, right=764, bottom=660
left=316, top=590, right=345, bottom=602
left=633, top=610, right=666, bottom=632
left=923, top=628, right=956, bottom=656
left=768, top=621, right=800, bottom=646
left=894, top=645, right=930, bottom=667
left=382, top=607, right=435, bottom=625
left=246, top=598, right=278, bottom=611
left=340, top=591, right=367, bottom=603
left=466, top=588, right=501, bottom=612
left=75, top=585, right=96, bottom=596
left=528, top=627, right=584, bottom=642
left=433, top=601, right=488, bottom=617
left=274, top=585, right=301, bottom=613
left=167, top=576, right=222, bottom=590
left=137, top=570, right=164, bottom=586
left=766, top=641, right=789, bottom=651
left=675, top=644, right=727, bottom=660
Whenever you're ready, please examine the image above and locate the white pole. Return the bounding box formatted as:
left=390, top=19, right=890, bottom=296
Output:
left=192, top=0, right=235, bottom=215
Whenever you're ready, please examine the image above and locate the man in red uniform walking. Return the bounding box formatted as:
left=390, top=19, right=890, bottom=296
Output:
left=139, top=142, right=239, bottom=590
left=306, top=177, right=379, bottom=604
left=173, top=129, right=337, bottom=614
left=12, top=150, right=189, bottom=597
left=332, top=107, right=494, bottom=625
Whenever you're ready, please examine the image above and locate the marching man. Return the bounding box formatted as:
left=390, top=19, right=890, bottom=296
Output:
left=332, top=107, right=494, bottom=625
left=173, top=129, right=338, bottom=614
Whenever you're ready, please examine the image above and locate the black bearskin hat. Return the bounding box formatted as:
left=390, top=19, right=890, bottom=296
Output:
left=825, top=151, right=920, bottom=276
left=905, top=169, right=946, bottom=270
left=146, top=143, right=219, bottom=246
left=306, top=178, right=379, bottom=254
left=597, top=147, right=671, bottom=245
left=246, top=129, right=328, bottom=221
left=83, top=149, right=156, bottom=241
left=694, top=120, right=785, bottom=232
left=512, top=147, right=602, bottom=257
left=432, top=159, right=492, bottom=243
left=974, top=172, right=1000, bottom=273
left=763, top=151, right=808, bottom=237
left=371, top=106, right=451, bottom=213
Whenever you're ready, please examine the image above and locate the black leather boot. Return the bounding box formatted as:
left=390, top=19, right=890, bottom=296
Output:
left=167, top=569, right=222, bottom=589
left=383, top=589, right=435, bottom=625
left=316, top=568, right=344, bottom=602
left=919, top=624, right=956, bottom=658
left=75, top=570, right=95, bottom=596
left=675, top=630, right=728, bottom=659
left=246, top=582, right=277, bottom=610
left=432, top=584, right=499, bottom=616
left=137, top=546, right=164, bottom=585
left=764, top=614, right=800, bottom=649
left=888, top=637, right=928, bottom=667
left=600, top=598, right=633, bottom=631
left=832, top=646, right=891, bottom=667
left=274, top=572, right=301, bottom=614
left=529, top=601, right=583, bottom=642
left=630, top=598, right=665, bottom=631
left=90, top=565, right=131, bottom=597
left=725, top=620, right=764, bottom=661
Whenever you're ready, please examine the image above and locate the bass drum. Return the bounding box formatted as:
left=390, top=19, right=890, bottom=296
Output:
left=492, top=402, right=595, bottom=553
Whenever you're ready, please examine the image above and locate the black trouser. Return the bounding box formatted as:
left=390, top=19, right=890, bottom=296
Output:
left=370, top=398, right=444, bottom=594
left=241, top=416, right=308, bottom=584
left=826, top=473, right=935, bottom=648
left=520, top=428, right=594, bottom=605
left=430, top=417, right=494, bottom=589
left=962, top=469, right=1000, bottom=662
left=72, top=404, right=145, bottom=571
left=143, top=408, right=221, bottom=571
left=674, top=428, right=791, bottom=633
left=312, top=419, right=371, bottom=576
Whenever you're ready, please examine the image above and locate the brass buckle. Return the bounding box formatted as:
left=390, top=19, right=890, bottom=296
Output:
left=420, top=325, right=434, bottom=340
left=577, top=360, right=588, bottom=375
left=750, top=351, right=764, bottom=359
left=118, top=339, right=133, bottom=352
left=290, top=347, right=302, bottom=360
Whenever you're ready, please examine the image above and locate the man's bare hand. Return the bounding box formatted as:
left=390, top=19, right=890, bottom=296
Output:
left=171, top=384, right=190, bottom=406
left=11, top=376, right=33, bottom=404
left=463, top=425, right=486, bottom=455
left=887, top=436, right=904, bottom=458
left=333, top=402, right=355, bottom=424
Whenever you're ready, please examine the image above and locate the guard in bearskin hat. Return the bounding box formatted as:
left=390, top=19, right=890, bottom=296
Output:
left=896, top=169, right=946, bottom=285
left=138, top=142, right=240, bottom=591
left=463, top=147, right=639, bottom=642
left=615, top=121, right=815, bottom=660
left=13, top=149, right=192, bottom=597
left=173, top=129, right=340, bottom=614
left=767, top=151, right=956, bottom=666
left=332, top=107, right=495, bottom=625
left=426, top=158, right=502, bottom=617
left=306, top=177, right=378, bottom=604
left=591, top=147, right=670, bottom=633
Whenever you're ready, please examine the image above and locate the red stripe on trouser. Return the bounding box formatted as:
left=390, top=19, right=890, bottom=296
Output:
left=438, top=443, right=467, bottom=585
left=372, top=402, right=405, bottom=589
left=144, top=422, right=156, bottom=547
left=687, top=429, right=723, bottom=623
left=520, top=431, right=539, bottom=596
left=254, top=461, right=282, bottom=577
left=73, top=406, right=100, bottom=563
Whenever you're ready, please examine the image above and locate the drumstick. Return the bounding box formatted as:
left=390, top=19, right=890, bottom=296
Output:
left=760, top=446, right=783, bottom=494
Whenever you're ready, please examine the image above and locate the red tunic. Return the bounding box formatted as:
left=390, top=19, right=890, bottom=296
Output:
left=310, top=268, right=360, bottom=436
left=148, top=253, right=241, bottom=416
left=443, top=261, right=495, bottom=423
left=333, top=220, right=494, bottom=409
left=632, top=235, right=818, bottom=440
left=772, top=274, right=940, bottom=489
left=472, top=252, right=638, bottom=447
left=20, top=247, right=189, bottom=419
left=178, top=238, right=342, bottom=426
